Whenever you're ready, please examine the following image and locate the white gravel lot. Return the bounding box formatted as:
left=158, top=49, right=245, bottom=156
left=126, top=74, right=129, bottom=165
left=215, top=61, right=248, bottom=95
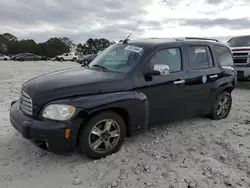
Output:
left=0, top=60, right=250, bottom=188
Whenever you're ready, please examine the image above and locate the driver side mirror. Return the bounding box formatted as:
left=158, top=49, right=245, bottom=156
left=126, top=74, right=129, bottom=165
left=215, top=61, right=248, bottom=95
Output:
left=144, top=64, right=170, bottom=77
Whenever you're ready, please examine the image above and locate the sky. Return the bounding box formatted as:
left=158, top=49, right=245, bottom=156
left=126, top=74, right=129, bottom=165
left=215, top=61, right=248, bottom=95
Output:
left=0, top=0, right=250, bottom=43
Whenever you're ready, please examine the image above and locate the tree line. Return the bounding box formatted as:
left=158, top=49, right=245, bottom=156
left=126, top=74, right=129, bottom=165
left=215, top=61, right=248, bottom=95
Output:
left=0, top=33, right=115, bottom=57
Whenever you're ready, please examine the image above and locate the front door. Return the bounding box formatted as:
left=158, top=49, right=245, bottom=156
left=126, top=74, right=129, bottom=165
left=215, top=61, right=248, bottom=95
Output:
left=133, top=46, right=189, bottom=126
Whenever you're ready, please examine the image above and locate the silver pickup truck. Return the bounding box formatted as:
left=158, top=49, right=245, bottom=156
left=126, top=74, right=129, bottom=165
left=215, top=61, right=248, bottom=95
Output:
left=228, top=35, right=250, bottom=80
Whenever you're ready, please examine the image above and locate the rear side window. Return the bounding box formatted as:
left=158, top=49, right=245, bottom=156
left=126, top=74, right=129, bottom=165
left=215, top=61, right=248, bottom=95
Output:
left=188, top=46, right=213, bottom=69
left=214, top=45, right=234, bottom=66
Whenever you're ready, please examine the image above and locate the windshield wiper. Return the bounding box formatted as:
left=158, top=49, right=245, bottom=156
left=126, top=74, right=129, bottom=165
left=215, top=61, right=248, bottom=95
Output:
left=92, top=64, right=108, bottom=71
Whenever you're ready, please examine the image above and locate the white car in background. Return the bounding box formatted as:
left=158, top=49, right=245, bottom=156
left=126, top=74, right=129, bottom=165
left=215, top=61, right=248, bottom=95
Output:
left=0, top=54, right=10, bottom=61
left=56, top=53, right=78, bottom=61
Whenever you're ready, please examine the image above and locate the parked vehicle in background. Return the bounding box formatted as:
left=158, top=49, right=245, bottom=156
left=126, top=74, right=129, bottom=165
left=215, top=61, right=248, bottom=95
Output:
left=8, top=54, right=16, bottom=59
left=10, top=37, right=236, bottom=159
left=11, top=53, right=32, bottom=60
left=40, top=55, right=50, bottom=61
left=0, top=54, right=10, bottom=61
left=15, top=53, right=41, bottom=61
left=77, top=54, right=97, bottom=65
left=227, top=35, right=250, bottom=80
left=56, top=53, right=78, bottom=61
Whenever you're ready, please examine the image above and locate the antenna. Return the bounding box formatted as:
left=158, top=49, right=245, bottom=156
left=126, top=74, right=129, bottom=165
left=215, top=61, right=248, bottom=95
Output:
left=123, top=22, right=141, bottom=44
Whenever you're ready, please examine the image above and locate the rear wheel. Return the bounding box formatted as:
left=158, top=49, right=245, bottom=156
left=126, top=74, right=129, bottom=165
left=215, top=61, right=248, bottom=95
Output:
left=60, top=58, right=64, bottom=61
left=79, top=111, right=126, bottom=159
left=4, top=58, right=7, bottom=61
left=211, top=91, right=232, bottom=120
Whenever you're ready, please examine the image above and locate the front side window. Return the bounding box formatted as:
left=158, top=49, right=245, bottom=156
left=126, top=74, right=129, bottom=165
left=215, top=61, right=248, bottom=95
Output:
left=149, top=48, right=182, bottom=73
left=89, top=44, right=146, bottom=73
left=214, top=45, right=234, bottom=66
left=188, top=46, right=213, bottom=69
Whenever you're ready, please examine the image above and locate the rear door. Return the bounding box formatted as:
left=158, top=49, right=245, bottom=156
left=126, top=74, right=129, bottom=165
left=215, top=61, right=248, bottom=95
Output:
left=185, top=45, right=221, bottom=116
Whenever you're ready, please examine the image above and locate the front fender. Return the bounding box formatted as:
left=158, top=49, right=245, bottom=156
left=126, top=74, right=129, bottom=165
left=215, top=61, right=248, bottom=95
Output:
left=69, top=91, right=149, bottom=134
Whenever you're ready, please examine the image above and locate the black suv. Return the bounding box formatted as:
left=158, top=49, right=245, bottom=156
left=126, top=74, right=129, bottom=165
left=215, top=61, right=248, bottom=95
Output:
left=10, top=38, right=236, bottom=159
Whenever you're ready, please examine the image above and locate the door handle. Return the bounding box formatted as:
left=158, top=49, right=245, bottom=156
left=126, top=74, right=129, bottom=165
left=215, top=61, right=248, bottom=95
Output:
left=174, top=80, right=185, bottom=85
left=210, top=75, right=218, bottom=79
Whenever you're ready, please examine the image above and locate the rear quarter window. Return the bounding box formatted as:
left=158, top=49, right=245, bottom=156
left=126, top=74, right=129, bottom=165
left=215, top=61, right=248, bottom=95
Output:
left=214, top=45, right=234, bottom=66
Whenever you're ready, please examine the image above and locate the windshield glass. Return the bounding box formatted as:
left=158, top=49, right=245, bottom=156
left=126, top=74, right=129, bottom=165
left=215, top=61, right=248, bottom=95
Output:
left=89, top=43, right=146, bottom=73
left=228, top=36, right=250, bottom=47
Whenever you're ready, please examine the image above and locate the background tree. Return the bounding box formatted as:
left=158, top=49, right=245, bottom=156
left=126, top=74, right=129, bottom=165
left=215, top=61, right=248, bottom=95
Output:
left=0, top=33, right=115, bottom=57
left=42, top=37, right=70, bottom=57
left=76, top=38, right=115, bottom=55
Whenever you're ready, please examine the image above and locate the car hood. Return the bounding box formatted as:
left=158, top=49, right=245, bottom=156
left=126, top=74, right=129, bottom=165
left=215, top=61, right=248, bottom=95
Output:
left=231, top=46, right=250, bottom=51
left=22, top=67, right=130, bottom=107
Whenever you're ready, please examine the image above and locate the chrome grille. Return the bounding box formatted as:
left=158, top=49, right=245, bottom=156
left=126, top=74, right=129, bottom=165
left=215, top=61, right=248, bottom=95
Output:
left=232, top=51, right=249, bottom=64
left=20, top=90, right=33, bottom=116
left=233, top=52, right=248, bottom=56
left=234, top=58, right=248, bottom=64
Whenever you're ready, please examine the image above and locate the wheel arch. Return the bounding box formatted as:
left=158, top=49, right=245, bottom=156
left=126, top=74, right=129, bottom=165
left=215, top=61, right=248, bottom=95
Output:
left=75, top=107, right=131, bottom=147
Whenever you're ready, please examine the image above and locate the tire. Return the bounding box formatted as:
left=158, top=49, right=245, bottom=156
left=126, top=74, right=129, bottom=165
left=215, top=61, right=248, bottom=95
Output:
left=34, top=58, right=38, bottom=61
left=4, top=58, right=7, bottom=61
left=60, top=58, right=64, bottom=61
left=79, top=111, right=126, bottom=159
left=211, top=91, right=232, bottom=120
left=73, top=58, right=77, bottom=62
left=19, top=58, right=24, bottom=62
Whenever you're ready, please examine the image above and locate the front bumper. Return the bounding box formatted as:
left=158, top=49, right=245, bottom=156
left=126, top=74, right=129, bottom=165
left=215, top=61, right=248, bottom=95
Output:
left=236, top=66, right=250, bottom=80
left=10, top=101, right=79, bottom=153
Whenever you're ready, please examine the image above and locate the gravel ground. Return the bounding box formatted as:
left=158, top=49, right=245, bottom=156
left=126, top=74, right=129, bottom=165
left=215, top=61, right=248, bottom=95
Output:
left=0, top=60, right=250, bottom=188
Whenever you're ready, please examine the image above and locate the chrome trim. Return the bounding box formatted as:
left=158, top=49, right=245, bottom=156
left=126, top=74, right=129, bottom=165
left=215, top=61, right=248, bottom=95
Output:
left=20, top=90, right=33, bottom=116
left=174, top=80, right=185, bottom=85
left=210, top=75, right=218, bottom=79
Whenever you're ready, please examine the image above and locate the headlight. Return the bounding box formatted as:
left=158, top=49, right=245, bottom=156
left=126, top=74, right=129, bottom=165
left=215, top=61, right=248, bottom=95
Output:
left=42, top=104, right=76, bottom=121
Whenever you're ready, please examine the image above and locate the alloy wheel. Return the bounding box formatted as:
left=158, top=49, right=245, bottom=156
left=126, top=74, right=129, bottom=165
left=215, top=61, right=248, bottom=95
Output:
left=216, top=96, right=230, bottom=118
left=88, top=119, right=120, bottom=153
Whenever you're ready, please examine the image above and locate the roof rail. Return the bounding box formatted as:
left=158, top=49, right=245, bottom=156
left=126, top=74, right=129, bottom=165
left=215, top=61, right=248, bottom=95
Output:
left=184, top=37, right=219, bottom=42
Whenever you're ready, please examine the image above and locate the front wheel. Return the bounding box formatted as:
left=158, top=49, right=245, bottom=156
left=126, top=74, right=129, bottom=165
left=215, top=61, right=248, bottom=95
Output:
left=79, top=111, right=126, bottom=159
left=211, top=91, right=232, bottom=120
left=4, top=58, right=7, bottom=61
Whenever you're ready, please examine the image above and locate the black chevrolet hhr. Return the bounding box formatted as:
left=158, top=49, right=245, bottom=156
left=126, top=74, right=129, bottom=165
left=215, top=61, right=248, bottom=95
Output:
left=10, top=38, right=237, bottom=159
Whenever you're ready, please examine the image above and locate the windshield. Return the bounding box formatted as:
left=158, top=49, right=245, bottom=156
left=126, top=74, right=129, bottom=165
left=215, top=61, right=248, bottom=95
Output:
left=228, top=36, right=250, bottom=47
left=88, top=43, right=146, bottom=73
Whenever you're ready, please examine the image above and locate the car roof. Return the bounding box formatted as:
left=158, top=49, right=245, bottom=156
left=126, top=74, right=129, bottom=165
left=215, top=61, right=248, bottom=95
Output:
left=124, top=37, right=227, bottom=48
